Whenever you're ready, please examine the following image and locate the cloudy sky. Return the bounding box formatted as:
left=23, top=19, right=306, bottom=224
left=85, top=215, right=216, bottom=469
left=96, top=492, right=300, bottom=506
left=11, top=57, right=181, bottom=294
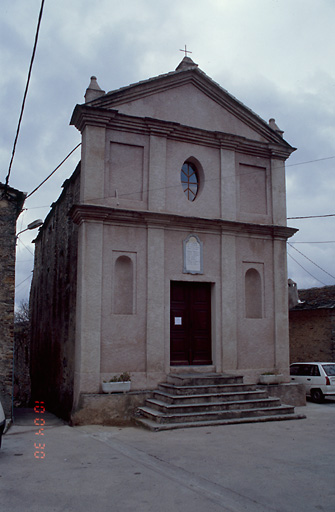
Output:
left=1, top=0, right=335, bottom=307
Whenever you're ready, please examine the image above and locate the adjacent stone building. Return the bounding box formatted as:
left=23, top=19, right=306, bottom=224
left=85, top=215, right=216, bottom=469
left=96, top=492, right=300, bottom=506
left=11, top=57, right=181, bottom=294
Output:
left=0, top=183, right=26, bottom=417
left=290, top=286, right=335, bottom=363
left=30, top=57, right=297, bottom=422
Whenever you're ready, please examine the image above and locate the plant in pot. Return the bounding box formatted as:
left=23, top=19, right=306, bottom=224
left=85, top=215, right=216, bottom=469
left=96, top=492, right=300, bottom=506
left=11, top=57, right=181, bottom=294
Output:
left=102, top=372, right=131, bottom=393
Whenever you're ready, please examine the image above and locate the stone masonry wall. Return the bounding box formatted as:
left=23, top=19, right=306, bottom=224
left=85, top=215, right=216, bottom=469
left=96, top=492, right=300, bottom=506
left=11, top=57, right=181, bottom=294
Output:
left=0, top=185, right=25, bottom=417
left=30, top=166, right=80, bottom=420
left=289, top=308, right=335, bottom=363
left=14, top=320, right=31, bottom=406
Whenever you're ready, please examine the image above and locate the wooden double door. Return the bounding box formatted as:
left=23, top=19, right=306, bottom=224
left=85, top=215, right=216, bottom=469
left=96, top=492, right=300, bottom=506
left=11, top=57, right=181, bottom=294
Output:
left=170, top=281, right=212, bottom=365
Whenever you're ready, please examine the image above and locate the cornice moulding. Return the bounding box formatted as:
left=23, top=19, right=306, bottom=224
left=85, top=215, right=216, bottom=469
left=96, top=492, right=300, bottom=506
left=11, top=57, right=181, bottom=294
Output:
left=71, top=105, right=293, bottom=160
left=70, top=204, right=297, bottom=240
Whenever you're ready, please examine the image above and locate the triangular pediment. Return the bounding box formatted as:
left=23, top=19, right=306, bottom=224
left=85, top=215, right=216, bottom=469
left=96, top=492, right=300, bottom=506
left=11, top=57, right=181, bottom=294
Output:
left=83, top=59, right=292, bottom=149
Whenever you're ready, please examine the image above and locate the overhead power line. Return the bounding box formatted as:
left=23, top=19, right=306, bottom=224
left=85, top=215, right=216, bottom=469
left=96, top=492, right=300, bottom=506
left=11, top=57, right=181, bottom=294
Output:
left=26, top=143, right=81, bottom=198
left=15, top=274, right=33, bottom=290
left=4, top=0, right=45, bottom=188
left=18, top=131, right=335, bottom=211
left=287, top=242, right=335, bottom=281
left=287, top=252, right=328, bottom=286
left=290, top=241, right=335, bottom=244
left=16, top=237, right=34, bottom=256
left=286, top=155, right=335, bottom=168
left=288, top=214, right=335, bottom=219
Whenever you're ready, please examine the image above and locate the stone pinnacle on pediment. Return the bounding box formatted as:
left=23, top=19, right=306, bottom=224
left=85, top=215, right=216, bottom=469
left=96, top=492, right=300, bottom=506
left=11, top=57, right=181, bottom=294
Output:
left=175, top=56, right=199, bottom=71
left=268, top=118, right=284, bottom=138
left=85, top=76, right=106, bottom=103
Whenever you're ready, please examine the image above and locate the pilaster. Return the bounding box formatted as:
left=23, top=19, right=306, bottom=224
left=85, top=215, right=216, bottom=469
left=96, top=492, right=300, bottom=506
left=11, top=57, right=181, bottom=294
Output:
left=146, top=226, right=165, bottom=374
left=273, top=238, right=290, bottom=375
left=271, top=158, right=287, bottom=226
left=81, top=125, right=106, bottom=203
left=221, top=233, right=238, bottom=369
left=148, top=134, right=167, bottom=211
left=220, top=147, right=236, bottom=221
left=73, top=220, right=103, bottom=406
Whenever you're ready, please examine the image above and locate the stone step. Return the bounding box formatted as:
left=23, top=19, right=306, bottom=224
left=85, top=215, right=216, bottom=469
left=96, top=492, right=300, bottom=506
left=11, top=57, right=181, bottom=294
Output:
left=138, top=404, right=297, bottom=425
left=158, top=382, right=257, bottom=396
left=135, top=413, right=306, bottom=432
left=153, top=389, right=267, bottom=404
left=135, top=372, right=304, bottom=431
left=145, top=397, right=281, bottom=415
left=167, top=373, right=243, bottom=387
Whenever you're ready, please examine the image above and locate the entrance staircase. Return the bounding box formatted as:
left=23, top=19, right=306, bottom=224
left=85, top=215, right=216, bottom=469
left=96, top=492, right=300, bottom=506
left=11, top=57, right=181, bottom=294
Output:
left=136, top=373, right=305, bottom=431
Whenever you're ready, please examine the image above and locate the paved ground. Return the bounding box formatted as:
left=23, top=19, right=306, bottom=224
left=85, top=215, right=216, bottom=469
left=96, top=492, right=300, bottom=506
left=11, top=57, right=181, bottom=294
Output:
left=0, top=400, right=334, bottom=512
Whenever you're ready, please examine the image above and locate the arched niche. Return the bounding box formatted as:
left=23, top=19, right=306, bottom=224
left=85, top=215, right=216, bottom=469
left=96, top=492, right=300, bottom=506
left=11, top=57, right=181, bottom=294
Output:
left=114, top=255, right=134, bottom=315
left=245, top=268, right=263, bottom=319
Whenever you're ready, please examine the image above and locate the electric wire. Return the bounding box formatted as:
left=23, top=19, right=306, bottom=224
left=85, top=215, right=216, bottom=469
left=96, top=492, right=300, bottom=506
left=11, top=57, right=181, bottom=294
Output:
left=14, top=136, right=335, bottom=293
left=15, top=274, right=33, bottom=290
left=8, top=28, right=335, bottom=299
left=17, top=236, right=34, bottom=256
left=79, top=158, right=335, bottom=208
left=26, top=143, right=81, bottom=198
left=287, top=252, right=328, bottom=286
left=287, top=214, right=335, bottom=220
left=287, top=242, right=335, bottom=281
left=4, top=0, right=45, bottom=188
left=20, top=137, right=335, bottom=214
left=24, top=205, right=54, bottom=210
left=4, top=0, right=335, bottom=200
left=286, top=155, right=335, bottom=167
left=289, top=241, right=335, bottom=244
left=20, top=138, right=334, bottom=205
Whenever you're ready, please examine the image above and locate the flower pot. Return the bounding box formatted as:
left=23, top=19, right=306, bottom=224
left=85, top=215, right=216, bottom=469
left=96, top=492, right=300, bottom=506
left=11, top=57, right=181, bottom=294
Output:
left=101, top=381, right=131, bottom=393
left=259, top=374, right=284, bottom=385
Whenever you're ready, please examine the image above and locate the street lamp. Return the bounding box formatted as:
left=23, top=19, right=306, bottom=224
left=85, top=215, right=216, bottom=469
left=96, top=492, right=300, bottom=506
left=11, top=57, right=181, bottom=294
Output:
left=16, top=219, right=43, bottom=237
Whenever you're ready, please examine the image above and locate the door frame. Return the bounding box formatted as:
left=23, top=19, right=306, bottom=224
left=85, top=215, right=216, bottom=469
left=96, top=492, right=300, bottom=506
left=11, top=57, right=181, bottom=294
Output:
left=169, top=280, right=213, bottom=366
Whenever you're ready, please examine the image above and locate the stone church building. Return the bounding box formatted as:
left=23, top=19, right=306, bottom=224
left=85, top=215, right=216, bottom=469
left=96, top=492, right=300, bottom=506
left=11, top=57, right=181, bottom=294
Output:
left=30, top=57, right=297, bottom=422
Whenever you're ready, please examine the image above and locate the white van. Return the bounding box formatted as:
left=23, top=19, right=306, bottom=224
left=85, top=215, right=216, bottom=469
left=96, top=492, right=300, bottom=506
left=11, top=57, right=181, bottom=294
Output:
left=290, top=362, right=335, bottom=402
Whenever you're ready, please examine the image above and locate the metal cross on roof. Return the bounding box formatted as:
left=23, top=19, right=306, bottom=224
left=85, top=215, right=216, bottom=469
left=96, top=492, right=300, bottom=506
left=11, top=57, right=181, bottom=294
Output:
left=179, top=45, right=192, bottom=57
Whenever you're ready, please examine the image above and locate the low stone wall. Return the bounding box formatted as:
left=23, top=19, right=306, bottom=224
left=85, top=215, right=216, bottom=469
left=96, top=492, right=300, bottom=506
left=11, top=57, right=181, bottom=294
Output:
left=257, top=382, right=306, bottom=406
left=71, top=391, right=152, bottom=426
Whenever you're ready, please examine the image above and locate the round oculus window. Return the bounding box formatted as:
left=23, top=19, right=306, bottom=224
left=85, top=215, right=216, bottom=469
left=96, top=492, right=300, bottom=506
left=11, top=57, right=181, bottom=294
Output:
left=181, top=162, right=198, bottom=201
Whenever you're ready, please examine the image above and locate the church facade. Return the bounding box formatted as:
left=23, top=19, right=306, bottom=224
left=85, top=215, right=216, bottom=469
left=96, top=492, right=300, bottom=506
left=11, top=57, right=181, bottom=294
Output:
left=30, top=57, right=296, bottom=421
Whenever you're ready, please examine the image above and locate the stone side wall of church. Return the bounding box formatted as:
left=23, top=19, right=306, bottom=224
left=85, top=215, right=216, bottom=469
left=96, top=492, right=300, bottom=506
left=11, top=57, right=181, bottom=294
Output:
left=0, top=189, right=23, bottom=417
left=14, top=320, right=31, bottom=406
left=30, top=166, right=80, bottom=420
left=289, top=308, right=335, bottom=363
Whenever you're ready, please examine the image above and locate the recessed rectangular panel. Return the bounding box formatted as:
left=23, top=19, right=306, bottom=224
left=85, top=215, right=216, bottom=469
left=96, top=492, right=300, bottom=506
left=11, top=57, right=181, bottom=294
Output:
left=109, top=142, right=144, bottom=201
left=239, top=164, right=267, bottom=215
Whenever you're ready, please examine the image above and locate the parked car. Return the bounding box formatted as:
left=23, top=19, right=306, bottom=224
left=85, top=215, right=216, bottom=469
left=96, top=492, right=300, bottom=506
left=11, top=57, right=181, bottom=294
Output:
left=290, top=362, right=335, bottom=402
left=0, top=398, right=5, bottom=449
